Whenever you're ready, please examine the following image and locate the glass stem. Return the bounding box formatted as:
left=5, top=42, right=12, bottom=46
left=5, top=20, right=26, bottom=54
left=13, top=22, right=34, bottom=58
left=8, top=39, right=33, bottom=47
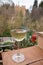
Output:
left=17, top=41, right=20, bottom=55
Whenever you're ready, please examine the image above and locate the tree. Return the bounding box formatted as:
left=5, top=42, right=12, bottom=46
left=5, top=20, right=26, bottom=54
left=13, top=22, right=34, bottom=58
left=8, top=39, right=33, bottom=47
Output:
left=25, top=9, right=29, bottom=20
left=33, top=0, right=38, bottom=8
left=11, top=10, right=23, bottom=29
left=19, top=10, right=23, bottom=17
left=25, top=9, right=30, bottom=28
left=0, top=3, right=15, bottom=36
left=39, top=1, right=43, bottom=7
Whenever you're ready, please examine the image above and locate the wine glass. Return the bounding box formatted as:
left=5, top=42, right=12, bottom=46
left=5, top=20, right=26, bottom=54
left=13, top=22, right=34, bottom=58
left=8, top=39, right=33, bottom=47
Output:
left=11, top=28, right=27, bottom=63
left=10, top=15, right=28, bottom=63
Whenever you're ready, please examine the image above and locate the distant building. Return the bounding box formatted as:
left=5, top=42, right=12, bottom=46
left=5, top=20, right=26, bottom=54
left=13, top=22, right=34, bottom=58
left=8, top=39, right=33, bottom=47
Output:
left=15, top=5, right=26, bottom=16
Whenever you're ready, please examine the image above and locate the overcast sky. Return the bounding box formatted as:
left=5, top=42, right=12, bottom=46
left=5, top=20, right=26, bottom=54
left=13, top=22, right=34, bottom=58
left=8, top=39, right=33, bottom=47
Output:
left=12, top=0, right=42, bottom=9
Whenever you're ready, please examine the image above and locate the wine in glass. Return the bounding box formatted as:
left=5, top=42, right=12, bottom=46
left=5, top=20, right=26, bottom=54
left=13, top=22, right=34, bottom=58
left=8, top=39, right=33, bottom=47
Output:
left=11, top=28, right=27, bottom=63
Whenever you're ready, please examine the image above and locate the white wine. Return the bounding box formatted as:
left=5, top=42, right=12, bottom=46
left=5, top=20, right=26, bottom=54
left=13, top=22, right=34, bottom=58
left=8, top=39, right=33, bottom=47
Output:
left=11, top=29, right=27, bottom=41
left=11, top=29, right=27, bottom=63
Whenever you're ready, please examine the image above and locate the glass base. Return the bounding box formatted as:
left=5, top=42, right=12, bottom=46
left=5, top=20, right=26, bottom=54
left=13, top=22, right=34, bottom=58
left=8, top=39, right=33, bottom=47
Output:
left=12, top=53, right=25, bottom=63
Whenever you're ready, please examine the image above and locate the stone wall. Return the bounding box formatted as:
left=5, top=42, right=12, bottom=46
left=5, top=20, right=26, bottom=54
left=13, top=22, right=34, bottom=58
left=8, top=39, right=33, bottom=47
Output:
left=38, top=34, right=43, bottom=49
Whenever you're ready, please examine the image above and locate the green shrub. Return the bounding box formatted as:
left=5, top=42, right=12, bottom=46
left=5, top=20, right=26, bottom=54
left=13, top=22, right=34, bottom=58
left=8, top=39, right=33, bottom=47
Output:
left=2, top=29, right=11, bottom=37
left=3, top=42, right=12, bottom=45
left=20, top=30, right=38, bottom=48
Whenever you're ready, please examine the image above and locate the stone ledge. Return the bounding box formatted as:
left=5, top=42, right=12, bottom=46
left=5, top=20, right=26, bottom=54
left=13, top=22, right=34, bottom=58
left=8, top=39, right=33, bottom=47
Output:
left=37, top=32, right=43, bottom=38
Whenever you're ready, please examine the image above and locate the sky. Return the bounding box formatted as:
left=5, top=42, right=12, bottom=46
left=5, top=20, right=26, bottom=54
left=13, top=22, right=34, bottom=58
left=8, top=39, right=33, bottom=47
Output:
left=12, top=0, right=42, bottom=9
